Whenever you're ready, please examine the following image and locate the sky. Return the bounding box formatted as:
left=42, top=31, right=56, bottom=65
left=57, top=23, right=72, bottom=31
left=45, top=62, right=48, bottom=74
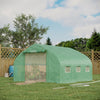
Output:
left=0, top=0, right=100, bottom=45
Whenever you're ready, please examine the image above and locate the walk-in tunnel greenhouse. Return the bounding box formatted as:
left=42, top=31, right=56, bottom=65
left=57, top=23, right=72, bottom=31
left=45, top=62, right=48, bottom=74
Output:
left=14, top=44, right=92, bottom=83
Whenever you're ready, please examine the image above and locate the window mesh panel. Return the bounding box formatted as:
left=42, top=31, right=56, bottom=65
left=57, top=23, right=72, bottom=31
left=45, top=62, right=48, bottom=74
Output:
left=65, top=66, right=71, bottom=73
left=25, top=53, right=46, bottom=81
left=76, top=66, right=81, bottom=72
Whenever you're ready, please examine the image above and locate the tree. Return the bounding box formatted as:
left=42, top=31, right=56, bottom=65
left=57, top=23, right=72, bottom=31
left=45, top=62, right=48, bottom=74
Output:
left=57, top=38, right=88, bottom=51
left=56, top=41, right=65, bottom=47
left=11, top=14, right=48, bottom=48
left=73, top=38, right=89, bottom=51
left=64, top=40, right=75, bottom=49
left=0, top=14, right=48, bottom=48
left=46, top=37, right=52, bottom=45
left=0, top=25, right=11, bottom=47
left=87, top=30, right=100, bottom=51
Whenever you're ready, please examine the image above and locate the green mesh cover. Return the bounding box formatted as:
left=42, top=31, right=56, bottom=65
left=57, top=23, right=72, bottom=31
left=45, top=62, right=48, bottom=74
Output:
left=14, top=44, right=92, bottom=83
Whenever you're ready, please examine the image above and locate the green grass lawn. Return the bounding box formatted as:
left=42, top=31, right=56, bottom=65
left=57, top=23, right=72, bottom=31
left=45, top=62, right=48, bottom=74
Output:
left=0, top=75, right=100, bottom=100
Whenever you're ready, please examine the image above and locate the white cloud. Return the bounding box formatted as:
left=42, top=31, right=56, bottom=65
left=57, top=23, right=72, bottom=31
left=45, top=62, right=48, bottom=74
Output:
left=62, top=0, right=100, bottom=15
left=1, top=0, right=100, bottom=27
left=41, top=0, right=100, bottom=26
left=40, top=0, right=100, bottom=39
left=0, top=0, right=100, bottom=41
left=47, top=0, right=57, bottom=7
left=0, top=0, right=49, bottom=27
left=72, top=24, right=100, bottom=39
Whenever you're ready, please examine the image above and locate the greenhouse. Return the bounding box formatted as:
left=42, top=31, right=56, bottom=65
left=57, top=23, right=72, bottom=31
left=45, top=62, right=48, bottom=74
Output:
left=14, top=44, right=92, bottom=83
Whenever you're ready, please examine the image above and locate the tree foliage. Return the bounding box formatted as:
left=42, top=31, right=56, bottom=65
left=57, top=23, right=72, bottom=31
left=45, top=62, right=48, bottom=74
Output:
left=0, top=14, right=48, bottom=48
left=57, top=30, right=100, bottom=51
left=57, top=38, right=89, bottom=51
left=12, top=14, right=48, bottom=48
left=0, top=25, right=11, bottom=47
left=87, top=30, right=100, bottom=51
left=46, top=37, right=52, bottom=45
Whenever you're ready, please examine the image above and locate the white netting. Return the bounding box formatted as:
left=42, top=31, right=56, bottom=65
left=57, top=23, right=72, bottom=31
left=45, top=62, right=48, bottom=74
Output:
left=25, top=53, right=46, bottom=81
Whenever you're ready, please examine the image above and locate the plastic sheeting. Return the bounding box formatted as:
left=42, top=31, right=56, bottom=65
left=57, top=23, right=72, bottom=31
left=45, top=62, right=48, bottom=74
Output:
left=14, top=44, right=92, bottom=83
left=25, top=65, right=46, bottom=81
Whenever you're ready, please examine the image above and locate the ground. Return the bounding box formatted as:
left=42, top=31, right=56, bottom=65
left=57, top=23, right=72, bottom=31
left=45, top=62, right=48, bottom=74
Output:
left=0, top=75, right=100, bottom=100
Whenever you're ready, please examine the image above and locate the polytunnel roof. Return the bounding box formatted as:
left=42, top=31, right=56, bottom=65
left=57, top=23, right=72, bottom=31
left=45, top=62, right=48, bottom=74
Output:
left=23, top=44, right=91, bottom=65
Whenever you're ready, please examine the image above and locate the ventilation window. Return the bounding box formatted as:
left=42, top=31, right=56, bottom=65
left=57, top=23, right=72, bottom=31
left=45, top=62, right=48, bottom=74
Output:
left=76, top=66, right=81, bottom=72
left=86, top=66, right=90, bottom=72
left=65, top=66, right=71, bottom=73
